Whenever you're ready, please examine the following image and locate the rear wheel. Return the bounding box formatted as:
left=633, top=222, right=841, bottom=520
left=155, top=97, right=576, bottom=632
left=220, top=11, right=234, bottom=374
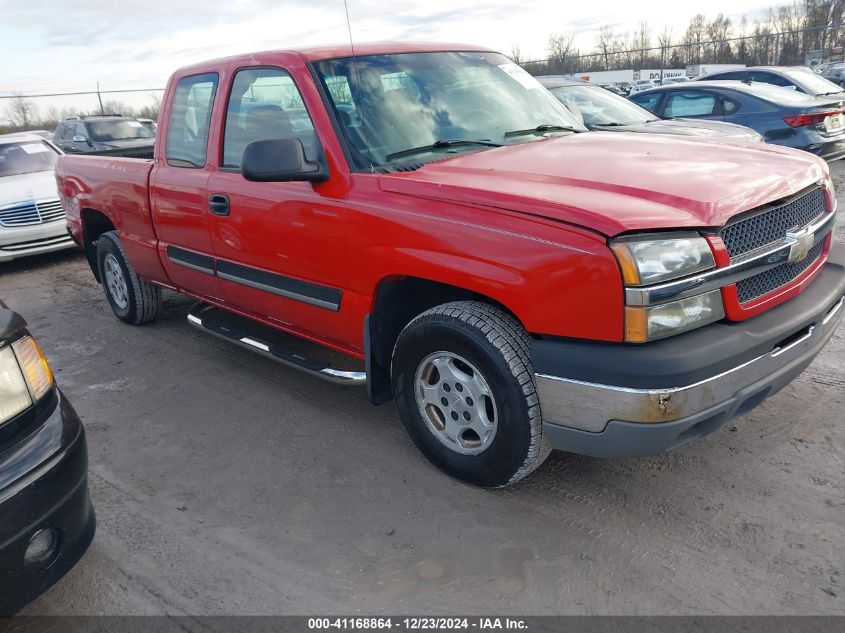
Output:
left=96, top=231, right=161, bottom=324
left=392, top=301, right=549, bottom=487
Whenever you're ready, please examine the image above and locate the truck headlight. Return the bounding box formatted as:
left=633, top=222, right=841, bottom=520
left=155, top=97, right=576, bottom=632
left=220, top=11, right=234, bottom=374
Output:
left=611, top=233, right=715, bottom=285
left=611, top=233, right=724, bottom=342
left=624, top=290, right=725, bottom=342
left=0, top=336, right=54, bottom=425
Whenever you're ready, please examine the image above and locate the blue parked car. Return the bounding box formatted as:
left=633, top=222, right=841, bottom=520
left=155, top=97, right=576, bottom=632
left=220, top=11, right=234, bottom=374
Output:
left=630, top=80, right=845, bottom=161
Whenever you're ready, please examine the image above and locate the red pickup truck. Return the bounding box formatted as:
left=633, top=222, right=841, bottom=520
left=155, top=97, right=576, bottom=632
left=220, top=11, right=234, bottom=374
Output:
left=56, top=43, right=845, bottom=487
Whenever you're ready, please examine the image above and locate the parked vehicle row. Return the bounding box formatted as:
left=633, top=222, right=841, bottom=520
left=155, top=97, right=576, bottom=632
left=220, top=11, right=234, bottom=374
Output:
left=53, top=43, right=844, bottom=492
left=630, top=80, right=845, bottom=161
left=538, top=77, right=762, bottom=142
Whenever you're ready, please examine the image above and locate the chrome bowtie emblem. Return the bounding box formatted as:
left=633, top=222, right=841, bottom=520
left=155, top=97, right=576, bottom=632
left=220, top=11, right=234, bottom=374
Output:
left=787, top=229, right=815, bottom=263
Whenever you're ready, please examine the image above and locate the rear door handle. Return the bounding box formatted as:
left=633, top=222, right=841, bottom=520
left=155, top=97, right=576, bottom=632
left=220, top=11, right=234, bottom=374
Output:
left=209, top=194, right=230, bottom=216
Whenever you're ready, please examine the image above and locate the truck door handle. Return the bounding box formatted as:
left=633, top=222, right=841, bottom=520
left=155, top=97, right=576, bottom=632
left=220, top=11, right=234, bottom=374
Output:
left=209, top=194, right=230, bottom=216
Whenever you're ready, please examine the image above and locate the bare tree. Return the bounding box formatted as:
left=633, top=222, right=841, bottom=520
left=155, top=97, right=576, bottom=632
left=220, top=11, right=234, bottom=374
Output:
left=5, top=94, right=38, bottom=129
left=657, top=27, right=673, bottom=73
left=509, top=44, right=523, bottom=65
left=683, top=14, right=708, bottom=64
left=596, top=25, right=614, bottom=70
left=547, top=32, right=579, bottom=74
left=635, top=21, right=652, bottom=69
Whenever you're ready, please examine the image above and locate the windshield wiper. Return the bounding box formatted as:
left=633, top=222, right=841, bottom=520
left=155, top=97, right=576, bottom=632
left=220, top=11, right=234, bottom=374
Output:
left=385, top=139, right=502, bottom=161
left=592, top=122, right=629, bottom=127
left=504, top=124, right=580, bottom=137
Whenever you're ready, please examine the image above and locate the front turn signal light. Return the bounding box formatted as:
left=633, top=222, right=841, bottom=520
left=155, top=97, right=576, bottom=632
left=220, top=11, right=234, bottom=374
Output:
left=12, top=336, right=54, bottom=401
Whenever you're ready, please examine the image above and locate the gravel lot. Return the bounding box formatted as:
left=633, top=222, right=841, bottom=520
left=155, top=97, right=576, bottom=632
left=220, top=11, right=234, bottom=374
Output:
left=1, top=162, right=844, bottom=616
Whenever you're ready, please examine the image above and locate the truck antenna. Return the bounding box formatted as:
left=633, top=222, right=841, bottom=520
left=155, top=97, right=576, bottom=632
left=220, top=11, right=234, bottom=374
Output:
left=342, top=0, right=374, bottom=172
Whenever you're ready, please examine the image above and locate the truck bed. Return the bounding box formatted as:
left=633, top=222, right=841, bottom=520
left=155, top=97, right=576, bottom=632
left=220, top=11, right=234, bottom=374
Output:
left=56, top=154, right=162, bottom=282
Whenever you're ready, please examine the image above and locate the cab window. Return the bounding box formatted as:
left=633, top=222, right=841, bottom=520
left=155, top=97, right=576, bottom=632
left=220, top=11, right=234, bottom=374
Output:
left=166, top=72, right=218, bottom=168
left=222, top=67, right=321, bottom=169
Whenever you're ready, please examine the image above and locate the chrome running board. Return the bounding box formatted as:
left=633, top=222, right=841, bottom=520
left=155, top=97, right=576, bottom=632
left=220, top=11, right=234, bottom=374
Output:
left=187, top=303, right=367, bottom=386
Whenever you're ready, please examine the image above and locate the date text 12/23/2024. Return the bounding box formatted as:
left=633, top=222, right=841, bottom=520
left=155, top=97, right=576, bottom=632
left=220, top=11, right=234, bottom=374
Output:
left=308, top=618, right=528, bottom=630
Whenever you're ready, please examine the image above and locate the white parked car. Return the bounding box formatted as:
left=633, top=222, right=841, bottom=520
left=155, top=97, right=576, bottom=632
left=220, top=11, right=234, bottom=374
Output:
left=0, top=133, right=76, bottom=262
left=629, top=79, right=657, bottom=93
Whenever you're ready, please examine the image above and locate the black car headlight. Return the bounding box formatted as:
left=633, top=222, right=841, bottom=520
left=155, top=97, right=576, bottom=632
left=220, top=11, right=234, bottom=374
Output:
left=0, top=336, right=54, bottom=425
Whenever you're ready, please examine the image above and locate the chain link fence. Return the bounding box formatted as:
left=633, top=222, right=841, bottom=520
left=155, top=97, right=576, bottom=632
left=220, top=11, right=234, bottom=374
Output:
left=520, top=23, right=845, bottom=78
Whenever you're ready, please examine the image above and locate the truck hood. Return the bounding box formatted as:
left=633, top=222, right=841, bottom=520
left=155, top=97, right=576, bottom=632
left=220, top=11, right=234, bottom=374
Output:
left=0, top=170, right=59, bottom=207
left=380, top=132, right=827, bottom=236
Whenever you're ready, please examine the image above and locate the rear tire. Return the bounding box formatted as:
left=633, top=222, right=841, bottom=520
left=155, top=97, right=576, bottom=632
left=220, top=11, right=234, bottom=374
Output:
left=96, top=231, right=161, bottom=325
left=392, top=301, right=550, bottom=488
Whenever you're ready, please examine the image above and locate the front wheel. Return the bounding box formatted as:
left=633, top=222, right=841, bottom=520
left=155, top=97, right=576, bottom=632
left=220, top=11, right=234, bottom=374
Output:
left=96, top=231, right=161, bottom=325
left=392, top=301, right=550, bottom=488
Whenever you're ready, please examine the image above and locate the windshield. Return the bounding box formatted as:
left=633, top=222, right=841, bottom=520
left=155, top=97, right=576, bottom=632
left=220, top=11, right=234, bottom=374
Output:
left=782, top=68, right=845, bottom=95
left=87, top=119, right=155, bottom=142
left=550, top=85, right=655, bottom=126
left=314, top=51, right=585, bottom=168
left=0, top=141, right=58, bottom=177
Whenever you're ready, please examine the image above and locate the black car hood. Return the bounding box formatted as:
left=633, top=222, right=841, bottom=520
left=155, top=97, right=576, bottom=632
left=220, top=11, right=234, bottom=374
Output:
left=593, top=118, right=761, bottom=142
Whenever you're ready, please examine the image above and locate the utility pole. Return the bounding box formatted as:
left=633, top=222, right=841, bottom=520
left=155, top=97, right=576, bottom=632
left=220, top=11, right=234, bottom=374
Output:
left=97, top=81, right=105, bottom=115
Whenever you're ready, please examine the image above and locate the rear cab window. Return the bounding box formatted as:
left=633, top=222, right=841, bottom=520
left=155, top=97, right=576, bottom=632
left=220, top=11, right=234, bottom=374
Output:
left=166, top=72, right=218, bottom=168
left=222, top=67, right=322, bottom=169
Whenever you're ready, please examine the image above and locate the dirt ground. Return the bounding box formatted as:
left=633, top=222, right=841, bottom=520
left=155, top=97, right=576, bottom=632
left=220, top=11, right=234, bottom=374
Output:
left=1, top=162, right=843, bottom=616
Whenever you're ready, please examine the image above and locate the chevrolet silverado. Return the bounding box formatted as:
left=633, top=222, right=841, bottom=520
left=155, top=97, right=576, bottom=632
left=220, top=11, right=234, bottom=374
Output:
left=55, top=43, right=845, bottom=487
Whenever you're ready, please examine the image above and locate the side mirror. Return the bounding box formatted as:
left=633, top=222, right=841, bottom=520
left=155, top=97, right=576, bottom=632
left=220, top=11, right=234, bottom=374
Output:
left=72, top=135, right=88, bottom=143
left=241, top=138, right=327, bottom=183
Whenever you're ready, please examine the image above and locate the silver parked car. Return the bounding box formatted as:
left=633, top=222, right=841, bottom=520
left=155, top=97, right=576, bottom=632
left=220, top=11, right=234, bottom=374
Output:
left=0, top=133, right=76, bottom=262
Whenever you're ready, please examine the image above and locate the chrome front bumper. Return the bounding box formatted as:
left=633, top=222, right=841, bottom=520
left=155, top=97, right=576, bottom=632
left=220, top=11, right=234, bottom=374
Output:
left=534, top=282, right=844, bottom=457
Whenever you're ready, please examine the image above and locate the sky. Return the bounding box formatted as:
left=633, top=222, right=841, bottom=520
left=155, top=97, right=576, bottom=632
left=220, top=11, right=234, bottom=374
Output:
left=1, top=0, right=777, bottom=116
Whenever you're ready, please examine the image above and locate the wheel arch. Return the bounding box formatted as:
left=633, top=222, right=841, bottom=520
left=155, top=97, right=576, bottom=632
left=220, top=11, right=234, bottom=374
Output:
left=365, top=275, right=524, bottom=405
left=80, top=207, right=116, bottom=282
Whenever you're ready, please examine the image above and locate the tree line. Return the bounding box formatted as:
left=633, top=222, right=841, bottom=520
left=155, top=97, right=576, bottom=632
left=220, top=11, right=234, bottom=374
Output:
left=518, top=0, right=845, bottom=75
left=1, top=94, right=161, bottom=135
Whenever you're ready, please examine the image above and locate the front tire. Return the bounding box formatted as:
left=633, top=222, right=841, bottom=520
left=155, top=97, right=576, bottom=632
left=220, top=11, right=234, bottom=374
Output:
left=392, top=301, right=550, bottom=488
left=96, top=231, right=161, bottom=324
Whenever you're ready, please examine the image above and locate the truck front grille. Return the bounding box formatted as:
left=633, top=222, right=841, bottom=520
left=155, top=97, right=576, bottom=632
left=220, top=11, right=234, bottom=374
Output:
left=0, top=199, right=66, bottom=227
left=736, top=241, right=824, bottom=303
left=719, top=187, right=825, bottom=259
